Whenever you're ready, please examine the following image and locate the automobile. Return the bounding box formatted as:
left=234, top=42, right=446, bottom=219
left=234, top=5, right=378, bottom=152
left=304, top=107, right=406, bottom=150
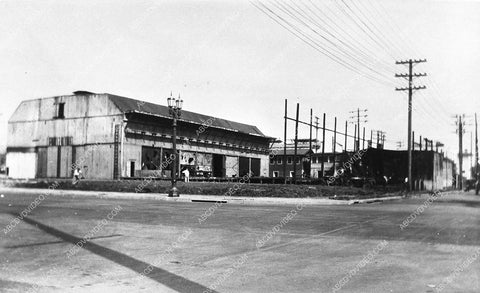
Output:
left=348, top=176, right=376, bottom=188
left=464, top=179, right=477, bottom=192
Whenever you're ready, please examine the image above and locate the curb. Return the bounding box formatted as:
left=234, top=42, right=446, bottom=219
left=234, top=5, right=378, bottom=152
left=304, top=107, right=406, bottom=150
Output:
left=348, top=196, right=405, bottom=205
left=0, top=187, right=405, bottom=207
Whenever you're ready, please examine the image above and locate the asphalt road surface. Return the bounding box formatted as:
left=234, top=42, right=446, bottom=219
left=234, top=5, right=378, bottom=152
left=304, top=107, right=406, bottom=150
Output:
left=0, top=189, right=479, bottom=292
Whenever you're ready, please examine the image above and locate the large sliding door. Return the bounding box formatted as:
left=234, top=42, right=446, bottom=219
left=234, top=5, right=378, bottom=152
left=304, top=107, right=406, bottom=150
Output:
left=36, top=147, right=48, bottom=178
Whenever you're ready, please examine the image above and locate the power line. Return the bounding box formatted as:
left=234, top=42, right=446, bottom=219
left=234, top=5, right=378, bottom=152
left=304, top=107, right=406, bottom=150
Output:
left=265, top=0, right=398, bottom=85
left=301, top=0, right=397, bottom=74
left=286, top=0, right=395, bottom=78
left=348, top=0, right=406, bottom=59
left=251, top=0, right=398, bottom=86
left=334, top=0, right=396, bottom=60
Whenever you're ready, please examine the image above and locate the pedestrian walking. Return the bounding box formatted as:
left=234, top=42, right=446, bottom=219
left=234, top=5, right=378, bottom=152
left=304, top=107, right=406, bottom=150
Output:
left=73, top=168, right=82, bottom=185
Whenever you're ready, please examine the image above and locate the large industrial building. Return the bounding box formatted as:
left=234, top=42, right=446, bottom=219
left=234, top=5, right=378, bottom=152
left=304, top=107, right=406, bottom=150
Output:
left=6, top=91, right=274, bottom=179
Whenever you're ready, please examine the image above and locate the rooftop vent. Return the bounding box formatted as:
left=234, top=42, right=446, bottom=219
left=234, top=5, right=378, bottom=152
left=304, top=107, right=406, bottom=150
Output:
left=73, top=90, right=96, bottom=96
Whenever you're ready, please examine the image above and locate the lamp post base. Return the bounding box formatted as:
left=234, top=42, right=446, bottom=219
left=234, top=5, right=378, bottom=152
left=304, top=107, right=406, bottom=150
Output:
left=168, top=186, right=180, bottom=197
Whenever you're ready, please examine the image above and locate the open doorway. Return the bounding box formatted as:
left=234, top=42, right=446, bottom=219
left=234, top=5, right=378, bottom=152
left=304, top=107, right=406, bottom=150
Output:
left=212, top=154, right=225, bottom=177
left=130, top=161, right=135, bottom=177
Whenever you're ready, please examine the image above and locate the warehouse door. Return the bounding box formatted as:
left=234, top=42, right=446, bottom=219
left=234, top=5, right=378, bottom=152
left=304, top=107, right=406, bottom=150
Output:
left=212, top=154, right=225, bottom=177
left=47, top=146, right=58, bottom=178
left=251, top=158, right=260, bottom=177
left=36, top=147, right=48, bottom=178
left=59, top=146, right=72, bottom=178
left=239, top=157, right=249, bottom=177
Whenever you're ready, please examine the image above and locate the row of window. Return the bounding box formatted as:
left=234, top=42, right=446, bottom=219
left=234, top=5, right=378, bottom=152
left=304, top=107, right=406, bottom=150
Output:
left=272, top=171, right=295, bottom=177
left=48, top=136, right=73, bottom=146
left=270, top=157, right=299, bottom=165
left=270, top=156, right=336, bottom=165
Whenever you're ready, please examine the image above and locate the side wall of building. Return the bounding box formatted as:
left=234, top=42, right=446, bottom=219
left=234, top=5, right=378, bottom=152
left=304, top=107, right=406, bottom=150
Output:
left=7, top=94, right=123, bottom=179
left=432, top=153, right=455, bottom=190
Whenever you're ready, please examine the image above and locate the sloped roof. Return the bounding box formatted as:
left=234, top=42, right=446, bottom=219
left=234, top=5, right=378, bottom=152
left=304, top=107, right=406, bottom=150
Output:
left=107, top=94, right=268, bottom=137
left=272, top=148, right=313, bottom=156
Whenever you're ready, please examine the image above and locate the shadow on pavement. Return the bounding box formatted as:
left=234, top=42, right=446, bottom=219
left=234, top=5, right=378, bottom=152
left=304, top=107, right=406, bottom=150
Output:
left=9, top=213, right=216, bottom=293
left=5, top=234, right=123, bottom=249
left=437, top=199, right=480, bottom=208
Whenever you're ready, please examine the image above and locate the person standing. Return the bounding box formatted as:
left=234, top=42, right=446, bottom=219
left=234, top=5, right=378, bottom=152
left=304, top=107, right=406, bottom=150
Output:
left=182, top=168, right=190, bottom=183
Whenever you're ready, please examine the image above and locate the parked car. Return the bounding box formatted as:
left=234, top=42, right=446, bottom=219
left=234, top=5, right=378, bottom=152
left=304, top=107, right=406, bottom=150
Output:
left=464, top=179, right=477, bottom=192
left=348, top=176, right=376, bottom=188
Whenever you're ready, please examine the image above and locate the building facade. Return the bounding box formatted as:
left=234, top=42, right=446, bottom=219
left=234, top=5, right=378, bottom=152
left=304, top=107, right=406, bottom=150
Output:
left=6, top=91, right=273, bottom=179
left=362, top=148, right=456, bottom=190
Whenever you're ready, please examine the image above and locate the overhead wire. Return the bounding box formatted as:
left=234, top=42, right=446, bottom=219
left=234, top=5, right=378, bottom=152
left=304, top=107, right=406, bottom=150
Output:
left=333, top=0, right=397, bottom=60
left=366, top=0, right=454, bottom=122
left=253, top=0, right=455, bottom=148
left=251, top=0, right=398, bottom=87
left=275, top=0, right=396, bottom=83
left=303, top=0, right=397, bottom=74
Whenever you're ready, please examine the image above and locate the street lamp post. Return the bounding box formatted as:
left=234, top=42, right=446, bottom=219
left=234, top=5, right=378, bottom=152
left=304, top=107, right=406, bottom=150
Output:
left=167, top=93, right=183, bottom=197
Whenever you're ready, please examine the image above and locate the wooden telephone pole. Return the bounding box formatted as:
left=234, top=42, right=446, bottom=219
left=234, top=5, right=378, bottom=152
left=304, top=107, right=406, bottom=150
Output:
left=475, top=113, right=479, bottom=195
left=455, top=114, right=465, bottom=190
left=395, top=59, right=427, bottom=192
left=349, top=108, right=367, bottom=152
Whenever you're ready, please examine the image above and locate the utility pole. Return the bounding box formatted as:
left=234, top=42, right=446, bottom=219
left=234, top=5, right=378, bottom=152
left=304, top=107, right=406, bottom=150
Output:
left=309, top=108, right=313, bottom=179
left=333, top=117, right=337, bottom=175
left=370, top=130, right=373, bottom=148
left=470, top=132, right=474, bottom=177
left=315, top=116, right=319, bottom=153
left=293, top=103, right=300, bottom=184
left=475, top=113, right=478, bottom=195
left=283, top=99, right=287, bottom=183
left=456, top=114, right=465, bottom=190
left=344, top=121, right=348, bottom=153
left=412, top=131, right=415, bottom=151
left=349, top=108, right=367, bottom=152
left=354, top=125, right=357, bottom=152
left=395, top=59, right=427, bottom=192
left=362, top=127, right=365, bottom=150
left=321, top=113, right=326, bottom=177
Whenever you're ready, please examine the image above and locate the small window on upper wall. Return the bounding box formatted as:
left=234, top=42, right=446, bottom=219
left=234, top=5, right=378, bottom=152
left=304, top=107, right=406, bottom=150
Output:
left=57, top=103, right=65, bottom=119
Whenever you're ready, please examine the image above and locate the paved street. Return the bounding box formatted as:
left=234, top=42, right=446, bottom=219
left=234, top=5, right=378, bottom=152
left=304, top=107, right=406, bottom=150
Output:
left=0, top=189, right=479, bottom=292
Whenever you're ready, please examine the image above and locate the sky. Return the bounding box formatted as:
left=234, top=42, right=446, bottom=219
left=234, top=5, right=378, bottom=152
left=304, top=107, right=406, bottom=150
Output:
left=0, top=0, right=479, bottom=169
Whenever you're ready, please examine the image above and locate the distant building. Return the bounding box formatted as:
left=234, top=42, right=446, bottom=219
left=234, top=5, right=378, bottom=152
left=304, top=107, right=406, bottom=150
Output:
left=362, top=148, right=456, bottom=190
left=269, top=141, right=456, bottom=190
left=269, top=138, right=342, bottom=178
left=6, top=91, right=273, bottom=179
left=269, top=148, right=313, bottom=178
